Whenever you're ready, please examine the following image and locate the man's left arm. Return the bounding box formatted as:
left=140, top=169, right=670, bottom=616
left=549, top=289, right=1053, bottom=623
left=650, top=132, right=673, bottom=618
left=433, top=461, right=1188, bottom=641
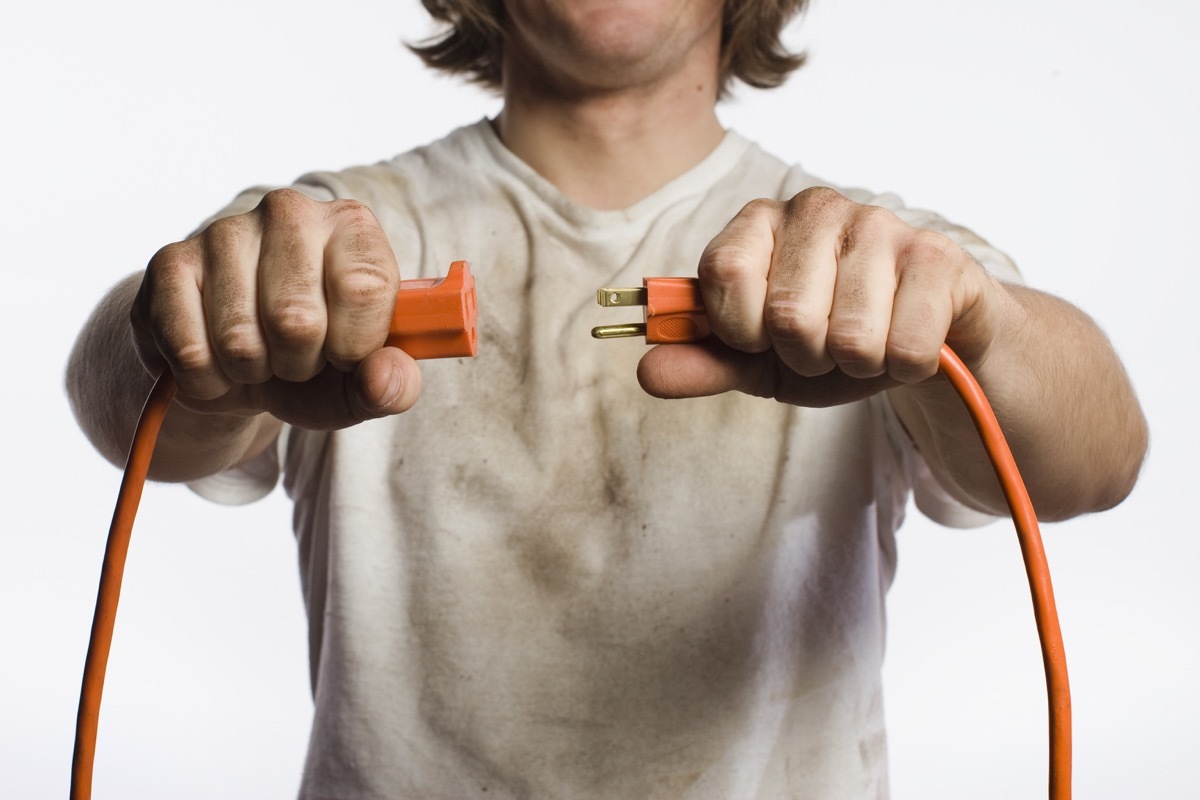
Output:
left=885, top=280, right=1147, bottom=520
left=636, top=187, right=1148, bottom=521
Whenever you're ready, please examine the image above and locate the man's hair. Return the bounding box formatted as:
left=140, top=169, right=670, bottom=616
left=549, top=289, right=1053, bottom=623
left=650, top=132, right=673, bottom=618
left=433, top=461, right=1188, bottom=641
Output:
left=408, top=0, right=809, bottom=96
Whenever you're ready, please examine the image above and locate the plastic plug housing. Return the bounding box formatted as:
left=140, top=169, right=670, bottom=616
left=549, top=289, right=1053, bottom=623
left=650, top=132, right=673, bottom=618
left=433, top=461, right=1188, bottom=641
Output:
left=591, top=277, right=709, bottom=344
left=388, top=260, right=478, bottom=359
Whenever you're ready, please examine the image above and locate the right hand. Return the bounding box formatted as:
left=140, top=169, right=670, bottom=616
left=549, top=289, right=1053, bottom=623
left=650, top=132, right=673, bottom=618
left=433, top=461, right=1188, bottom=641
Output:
left=131, top=188, right=422, bottom=430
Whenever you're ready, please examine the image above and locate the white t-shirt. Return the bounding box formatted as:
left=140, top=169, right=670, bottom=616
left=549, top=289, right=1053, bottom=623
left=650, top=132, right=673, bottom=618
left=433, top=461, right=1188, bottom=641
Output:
left=194, top=120, right=1013, bottom=799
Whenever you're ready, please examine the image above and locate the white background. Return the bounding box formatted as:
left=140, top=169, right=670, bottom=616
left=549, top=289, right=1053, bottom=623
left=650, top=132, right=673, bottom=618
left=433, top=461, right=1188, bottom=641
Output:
left=2, top=0, right=1196, bottom=797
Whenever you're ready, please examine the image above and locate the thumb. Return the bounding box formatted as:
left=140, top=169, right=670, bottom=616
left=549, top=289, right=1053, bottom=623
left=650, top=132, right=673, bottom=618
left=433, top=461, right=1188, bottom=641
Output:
left=637, top=339, right=899, bottom=408
left=258, top=347, right=422, bottom=430
left=351, top=347, right=423, bottom=418
left=636, top=340, right=775, bottom=399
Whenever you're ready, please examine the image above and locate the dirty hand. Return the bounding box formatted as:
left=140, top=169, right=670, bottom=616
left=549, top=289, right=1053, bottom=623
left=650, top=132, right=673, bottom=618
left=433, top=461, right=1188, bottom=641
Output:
left=637, top=187, right=1005, bottom=407
left=131, top=188, right=421, bottom=430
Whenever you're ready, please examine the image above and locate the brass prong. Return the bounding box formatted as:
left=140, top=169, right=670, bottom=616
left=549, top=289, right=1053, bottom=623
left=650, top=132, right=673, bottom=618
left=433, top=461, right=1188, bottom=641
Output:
left=596, top=287, right=647, bottom=307
left=591, top=323, right=647, bottom=339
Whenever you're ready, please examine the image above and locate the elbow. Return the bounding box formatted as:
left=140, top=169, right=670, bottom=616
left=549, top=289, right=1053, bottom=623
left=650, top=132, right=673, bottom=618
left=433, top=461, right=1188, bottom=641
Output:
left=1089, top=408, right=1150, bottom=514
left=65, top=336, right=141, bottom=472
left=1038, top=404, right=1150, bottom=522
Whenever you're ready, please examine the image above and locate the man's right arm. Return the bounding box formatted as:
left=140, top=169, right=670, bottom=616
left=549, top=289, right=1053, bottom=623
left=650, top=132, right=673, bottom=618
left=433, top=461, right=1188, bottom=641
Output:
left=66, top=189, right=423, bottom=483
left=66, top=271, right=282, bottom=482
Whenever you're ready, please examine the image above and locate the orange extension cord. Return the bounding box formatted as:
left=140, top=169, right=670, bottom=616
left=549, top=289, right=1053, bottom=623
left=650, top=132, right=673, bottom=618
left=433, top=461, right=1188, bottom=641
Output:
left=71, top=345, right=1071, bottom=800
left=71, top=371, right=177, bottom=800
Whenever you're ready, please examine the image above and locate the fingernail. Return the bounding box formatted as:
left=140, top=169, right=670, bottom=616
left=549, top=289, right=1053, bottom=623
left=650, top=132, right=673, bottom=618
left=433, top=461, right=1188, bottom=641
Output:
left=379, top=361, right=403, bottom=408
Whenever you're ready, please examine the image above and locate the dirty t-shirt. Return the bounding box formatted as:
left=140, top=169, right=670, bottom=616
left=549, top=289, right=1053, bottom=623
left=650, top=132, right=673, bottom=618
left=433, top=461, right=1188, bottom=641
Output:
left=193, top=120, right=1013, bottom=799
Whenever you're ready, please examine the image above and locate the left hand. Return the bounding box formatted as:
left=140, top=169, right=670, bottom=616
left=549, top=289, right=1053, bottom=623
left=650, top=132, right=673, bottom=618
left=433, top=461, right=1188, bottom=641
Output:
left=637, top=187, right=1006, bottom=407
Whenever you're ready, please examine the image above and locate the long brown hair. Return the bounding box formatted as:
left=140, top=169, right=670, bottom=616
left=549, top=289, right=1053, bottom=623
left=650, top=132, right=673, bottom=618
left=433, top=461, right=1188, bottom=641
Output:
left=408, top=0, right=809, bottom=96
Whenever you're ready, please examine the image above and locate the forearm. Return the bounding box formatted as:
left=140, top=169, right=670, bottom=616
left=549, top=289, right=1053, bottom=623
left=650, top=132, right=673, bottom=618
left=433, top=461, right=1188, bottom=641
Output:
left=890, top=282, right=1148, bottom=521
left=66, top=273, right=280, bottom=483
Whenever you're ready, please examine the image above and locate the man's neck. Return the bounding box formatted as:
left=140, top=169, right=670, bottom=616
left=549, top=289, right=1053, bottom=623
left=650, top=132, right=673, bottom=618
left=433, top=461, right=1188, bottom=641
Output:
left=495, top=55, right=725, bottom=210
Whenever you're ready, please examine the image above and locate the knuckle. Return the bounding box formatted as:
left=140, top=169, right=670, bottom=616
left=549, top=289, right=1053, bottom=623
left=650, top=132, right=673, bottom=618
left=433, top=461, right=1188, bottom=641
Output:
left=698, top=240, right=753, bottom=286
left=327, top=197, right=377, bottom=227
left=827, top=322, right=881, bottom=363
left=213, top=320, right=267, bottom=367
left=156, top=331, right=226, bottom=401
left=170, top=342, right=215, bottom=376
left=256, top=188, right=316, bottom=226
left=702, top=198, right=783, bottom=288
left=138, top=244, right=198, bottom=339
left=855, top=203, right=897, bottom=228
left=328, top=200, right=389, bottom=250
left=838, top=205, right=901, bottom=257
left=325, top=201, right=399, bottom=299
left=763, top=294, right=824, bottom=343
left=794, top=185, right=841, bottom=205
left=851, top=204, right=900, bottom=237
left=789, top=186, right=847, bottom=217
left=328, top=263, right=397, bottom=308
left=739, top=196, right=781, bottom=219
left=266, top=301, right=326, bottom=348
left=885, top=333, right=939, bottom=381
left=905, top=228, right=960, bottom=267
left=145, top=241, right=197, bottom=286
left=701, top=199, right=777, bottom=275
left=199, top=212, right=257, bottom=251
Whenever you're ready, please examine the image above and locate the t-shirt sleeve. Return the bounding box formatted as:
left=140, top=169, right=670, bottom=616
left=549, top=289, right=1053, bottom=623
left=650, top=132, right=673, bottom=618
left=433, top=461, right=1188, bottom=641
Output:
left=188, top=427, right=289, bottom=506
left=878, top=396, right=998, bottom=529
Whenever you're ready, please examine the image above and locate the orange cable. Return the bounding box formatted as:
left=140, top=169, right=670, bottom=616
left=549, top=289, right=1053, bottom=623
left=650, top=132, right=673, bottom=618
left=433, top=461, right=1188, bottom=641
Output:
left=71, top=339, right=1070, bottom=800
left=937, top=344, right=1071, bottom=800
left=71, top=371, right=176, bottom=800
left=71, top=263, right=477, bottom=799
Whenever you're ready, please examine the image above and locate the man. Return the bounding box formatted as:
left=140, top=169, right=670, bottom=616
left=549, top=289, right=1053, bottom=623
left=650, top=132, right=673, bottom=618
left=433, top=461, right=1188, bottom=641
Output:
left=67, top=1, right=1147, bottom=796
